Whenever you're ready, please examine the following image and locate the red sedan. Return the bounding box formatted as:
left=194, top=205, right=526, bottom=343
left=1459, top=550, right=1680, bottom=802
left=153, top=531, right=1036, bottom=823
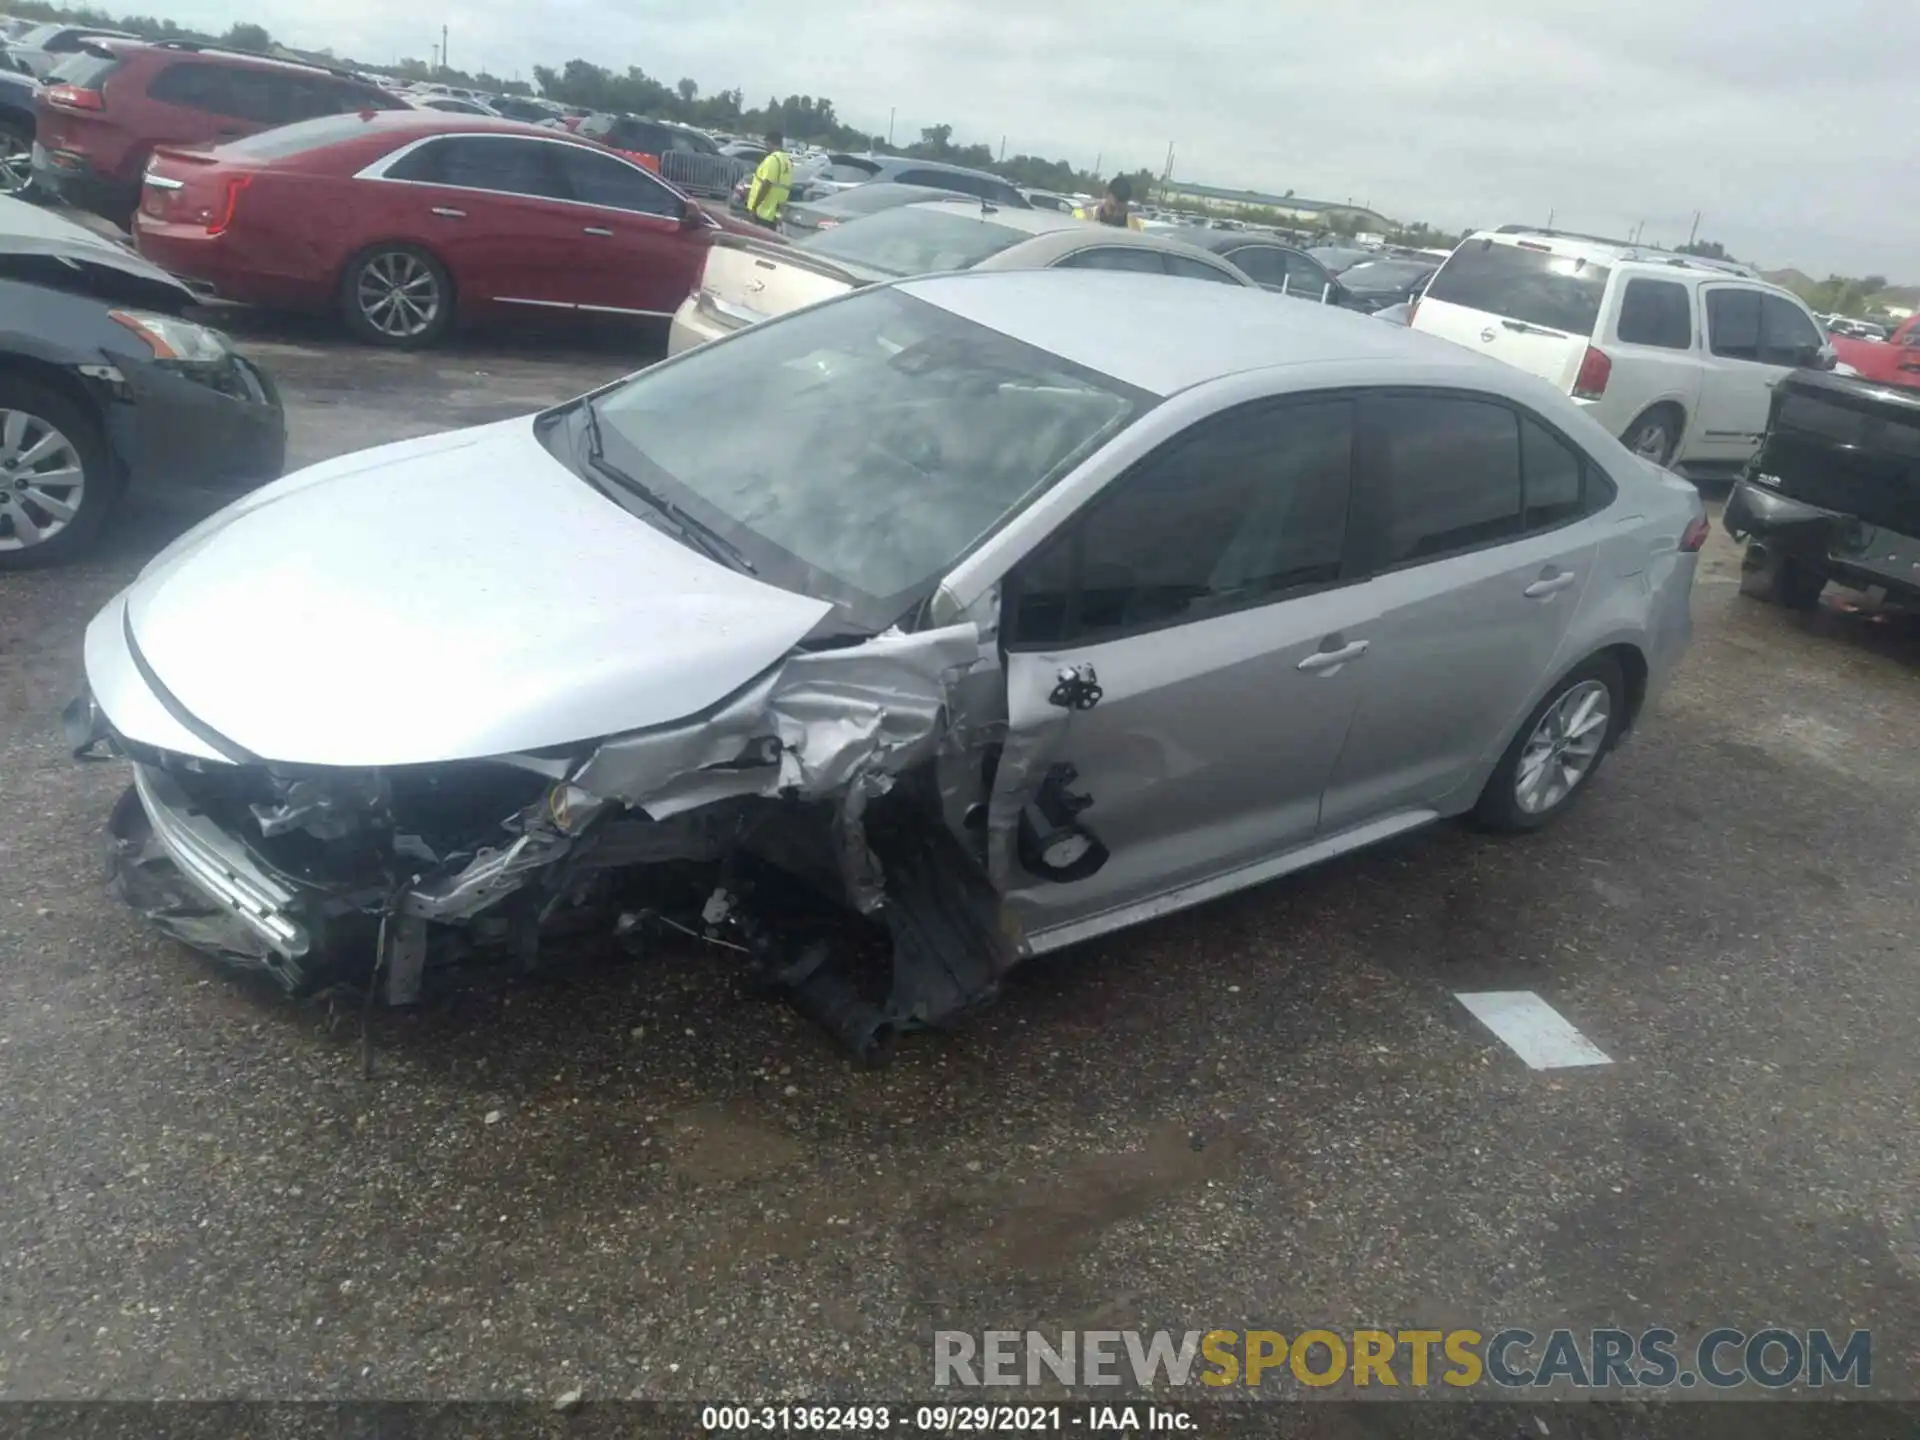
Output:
left=134, top=111, right=769, bottom=347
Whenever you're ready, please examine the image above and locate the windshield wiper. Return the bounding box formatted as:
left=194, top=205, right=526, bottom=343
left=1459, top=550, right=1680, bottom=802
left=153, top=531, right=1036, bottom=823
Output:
left=577, top=399, right=756, bottom=574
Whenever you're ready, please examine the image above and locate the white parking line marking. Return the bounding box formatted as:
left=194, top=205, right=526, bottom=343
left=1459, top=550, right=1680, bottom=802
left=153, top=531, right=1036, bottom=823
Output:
left=1455, top=991, right=1613, bottom=1070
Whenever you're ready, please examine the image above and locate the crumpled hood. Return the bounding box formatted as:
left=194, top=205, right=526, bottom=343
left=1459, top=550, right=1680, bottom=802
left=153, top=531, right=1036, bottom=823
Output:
left=106, top=416, right=832, bottom=766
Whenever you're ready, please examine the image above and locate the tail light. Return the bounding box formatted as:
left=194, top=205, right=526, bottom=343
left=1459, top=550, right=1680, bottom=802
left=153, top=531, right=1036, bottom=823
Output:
left=46, top=84, right=103, bottom=111
left=1679, top=514, right=1710, bottom=553
left=1572, top=345, right=1612, bottom=400
left=206, top=175, right=251, bottom=236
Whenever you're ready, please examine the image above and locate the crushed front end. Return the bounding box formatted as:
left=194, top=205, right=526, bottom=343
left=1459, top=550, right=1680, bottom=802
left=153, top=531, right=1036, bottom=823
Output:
left=74, top=610, right=1017, bottom=1063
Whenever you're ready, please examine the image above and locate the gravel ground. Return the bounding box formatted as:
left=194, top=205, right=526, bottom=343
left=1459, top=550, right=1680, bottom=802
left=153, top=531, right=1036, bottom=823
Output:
left=1, top=314, right=1917, bottom=1427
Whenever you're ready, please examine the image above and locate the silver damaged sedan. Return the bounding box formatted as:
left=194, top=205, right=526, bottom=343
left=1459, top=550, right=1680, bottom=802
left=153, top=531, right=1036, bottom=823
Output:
left=72, top=271, right=1705, bottom=1061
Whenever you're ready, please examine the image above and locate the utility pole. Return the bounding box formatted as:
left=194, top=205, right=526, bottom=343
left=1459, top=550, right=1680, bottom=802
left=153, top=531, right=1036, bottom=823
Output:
left=1687, top=209, right=1702, bottom=246
left=1092, top=150, right=1102, bottom=178
left=887, top=107, right=894, bottom=145
left=1546, top=207, right=1555, bottom=229
left=999, top=135, right=1006, bottom=162
left=1162, top=140, right=1174, bottom=181
left=440, top=24, right=448, bottom=73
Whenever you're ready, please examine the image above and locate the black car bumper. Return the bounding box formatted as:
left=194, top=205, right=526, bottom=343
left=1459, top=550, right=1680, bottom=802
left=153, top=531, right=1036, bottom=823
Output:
left=1725, top=477, right=1920, bottom=601
left=107, top=352, right=287, bottom=499
left=30, top=143, right=138, bottom=222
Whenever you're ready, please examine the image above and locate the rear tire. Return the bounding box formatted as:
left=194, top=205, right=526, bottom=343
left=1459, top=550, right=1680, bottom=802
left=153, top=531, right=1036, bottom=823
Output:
left=1622, top=408, right=1680, bottom=467
left=339, top=243, right=453, bottom=348
left=1738, top=542, right=1825, bottom=610
left=1471, top=654, right=1626, bottom=834
left=0, top=377, right=115, bottom=569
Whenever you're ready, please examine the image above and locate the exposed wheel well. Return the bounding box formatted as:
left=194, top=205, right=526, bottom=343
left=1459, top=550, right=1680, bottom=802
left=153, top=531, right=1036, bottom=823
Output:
left=1598, top=641, right=1649, bottom=731
left=0, top=357, right=113, bottom=477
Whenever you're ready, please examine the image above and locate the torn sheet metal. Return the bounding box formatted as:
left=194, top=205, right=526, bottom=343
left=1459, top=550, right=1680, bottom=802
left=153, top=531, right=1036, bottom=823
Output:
left=983, top=649, right=1086, bottom=894
left=572, top=621, right=984, bottom=913
left=573, top=622, right=982, bottom=813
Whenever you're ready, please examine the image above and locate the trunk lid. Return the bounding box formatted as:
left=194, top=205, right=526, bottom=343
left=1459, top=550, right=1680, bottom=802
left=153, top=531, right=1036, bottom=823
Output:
left=694, top=233, right=869, bottom=333
left=138, top=145, right=228, bottom=226
left=1413, top=235, right=1612, bottom=393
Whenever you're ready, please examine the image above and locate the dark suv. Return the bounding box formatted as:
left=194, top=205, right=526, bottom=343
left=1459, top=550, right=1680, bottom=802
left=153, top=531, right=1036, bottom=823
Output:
left=33, top=39, right=404, bottom=225
left=574, top=113, right=743, bottom=198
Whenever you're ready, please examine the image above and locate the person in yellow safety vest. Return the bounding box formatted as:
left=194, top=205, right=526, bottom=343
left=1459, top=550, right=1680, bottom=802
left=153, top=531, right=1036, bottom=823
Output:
left=745, top=129, right=794, bottom=228
left=1075, top=175, right=1143, bottom=230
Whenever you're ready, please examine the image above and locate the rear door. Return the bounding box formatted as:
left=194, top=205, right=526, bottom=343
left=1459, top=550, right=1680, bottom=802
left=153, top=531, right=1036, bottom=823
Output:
left=1318, top=393, right=1607, bottom=831
left=379, top=135, right=580, bottom=309
left=995, top=397, right=1376, bottom=937
left=1694, top=286, right=1784, bottom=462
left=548, top=142, right=706, bottom=314
left=1415, top=235, right=1611, bottom=392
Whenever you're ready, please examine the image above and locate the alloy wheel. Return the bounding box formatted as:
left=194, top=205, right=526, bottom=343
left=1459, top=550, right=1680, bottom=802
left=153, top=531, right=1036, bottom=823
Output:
left=355, top=251, right=441, bottom=339
left=1513, top=679, right=1611, bottom=815
left=1629, top=421, right=1673, bottom=464
left=0, top=408, right=85, bottom=552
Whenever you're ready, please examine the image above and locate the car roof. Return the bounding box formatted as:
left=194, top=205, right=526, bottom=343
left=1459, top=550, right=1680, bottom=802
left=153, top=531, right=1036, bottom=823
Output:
left=1190, top=230, right=1304, bottom=256
left=899, top=198, right=1085, bottom=236
left=95, top=37, right=373, bottom=80
left=898, top=268, right=1496, bottom=397
left=1467, top=227, right=1763, bottom=281
left=287, top=110, right=600, bottom=145
left=869, top=155, right=1016, bottom=185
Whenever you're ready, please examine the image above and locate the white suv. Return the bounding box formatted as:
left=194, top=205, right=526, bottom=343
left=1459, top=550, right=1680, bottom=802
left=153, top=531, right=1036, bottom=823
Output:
left=1412, top=228, right=1832, bottom=476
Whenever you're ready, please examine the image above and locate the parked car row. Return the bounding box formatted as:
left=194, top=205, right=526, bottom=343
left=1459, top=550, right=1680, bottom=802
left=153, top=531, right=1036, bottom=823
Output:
left=136, top=112, right=763, bottom=345
left=0, top=193, right=283, bottom=568
left=32, top=37, right=408, bottom=225
left=1410, top=227, right=1836, bottom=481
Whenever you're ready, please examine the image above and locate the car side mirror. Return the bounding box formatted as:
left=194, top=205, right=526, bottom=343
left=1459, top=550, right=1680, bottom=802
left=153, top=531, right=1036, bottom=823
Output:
left=680, top=200, right=704, bottom=229
left=1814, top=344, right=1838, bottom=371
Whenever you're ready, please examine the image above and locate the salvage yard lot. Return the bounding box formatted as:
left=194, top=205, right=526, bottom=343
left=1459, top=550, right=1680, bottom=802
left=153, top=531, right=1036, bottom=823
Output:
left=2, top=318, right=1919, bottom=1408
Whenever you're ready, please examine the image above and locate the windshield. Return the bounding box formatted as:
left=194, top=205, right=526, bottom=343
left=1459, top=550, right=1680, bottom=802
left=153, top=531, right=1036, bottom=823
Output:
left=1425, top=239, right=1611, bottom=335
left=798, top=207, right=1028, bottom=278
left=587, top=287, right=1147, bottom=622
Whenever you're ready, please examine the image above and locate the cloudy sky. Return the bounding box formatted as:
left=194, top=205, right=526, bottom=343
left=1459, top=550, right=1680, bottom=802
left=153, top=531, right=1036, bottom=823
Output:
left=156, top=0, right=1916, bottom=279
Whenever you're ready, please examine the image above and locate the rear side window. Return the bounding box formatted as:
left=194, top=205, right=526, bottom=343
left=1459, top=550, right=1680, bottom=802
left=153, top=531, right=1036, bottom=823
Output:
left=1426, top=240, right=1611, bottom=337
left=45, top=50, right=122, bottom=88
left=1011, top=400, right=1354, bottom=644
left=147, top=62, right=241, bottom=116
left=1223, top=244, right=1289, bottom=288
left=388, top=136, right=569, bottom=199
left=1161, top=252, right=1239, bottom=284
left=1759, top=295, right=1823, bottom=366
left=1705, top=288, right=1762, bottom=361
left=1373, top=395, right=1523, bottom=564
left=1521, top=416, right=1586, bottom=529
left=1056, top=247, right=1163, bottom=275
left=551, top=144, right=679, bottom=216
left=1616, top=278, right=1693, bottom=349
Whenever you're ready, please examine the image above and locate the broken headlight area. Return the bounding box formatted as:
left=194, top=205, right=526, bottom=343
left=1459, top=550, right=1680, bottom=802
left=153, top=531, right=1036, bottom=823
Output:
left=105, top=755, right=1018, bottom=1066
left=91, top=620, right=1018, bottom=1062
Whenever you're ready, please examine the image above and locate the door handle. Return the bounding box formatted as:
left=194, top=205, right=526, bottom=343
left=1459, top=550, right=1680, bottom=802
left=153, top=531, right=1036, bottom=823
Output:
left=1523, top=570, right=1577, bottom=599
left=1297, top=639, right=1369, bottom=672
left=430, top=206, right=466, bottom=218
left=583, top=226, right=614, bottom=236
